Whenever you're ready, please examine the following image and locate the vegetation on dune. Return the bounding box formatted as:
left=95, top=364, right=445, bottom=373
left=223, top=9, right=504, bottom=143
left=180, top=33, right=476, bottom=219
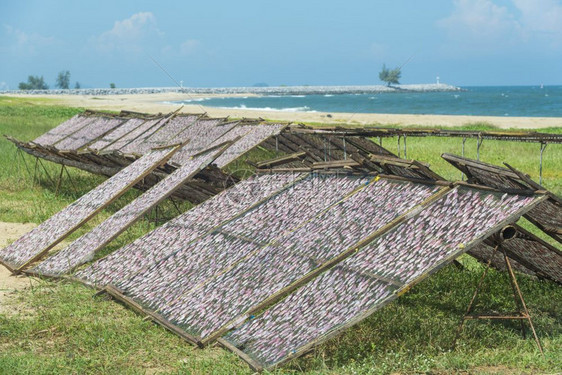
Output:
left=17, top=70, right=77, bottom=91
left=0, top=96, right=560, bottom=374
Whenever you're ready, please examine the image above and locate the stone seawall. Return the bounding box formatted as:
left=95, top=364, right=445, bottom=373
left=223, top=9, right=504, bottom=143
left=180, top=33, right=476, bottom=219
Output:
left=1, top=83, right=462, bottom=96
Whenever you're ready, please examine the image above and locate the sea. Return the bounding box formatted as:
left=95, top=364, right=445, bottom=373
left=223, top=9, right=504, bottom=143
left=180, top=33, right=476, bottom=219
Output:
left=174, top=86, right=562, bottom=117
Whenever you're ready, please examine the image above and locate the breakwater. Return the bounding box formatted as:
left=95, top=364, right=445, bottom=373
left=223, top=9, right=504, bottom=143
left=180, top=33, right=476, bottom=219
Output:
left=1, top=83, right=461, bottom=96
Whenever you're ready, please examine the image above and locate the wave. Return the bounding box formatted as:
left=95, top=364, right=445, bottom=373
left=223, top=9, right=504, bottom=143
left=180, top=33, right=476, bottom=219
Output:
left=324, top=94, right=334, bottom=97
left=260, top=94, right=306, bottom=98
left=218, top=104, right=315, bottom=112
left=175, top=97, right=210, bottom=103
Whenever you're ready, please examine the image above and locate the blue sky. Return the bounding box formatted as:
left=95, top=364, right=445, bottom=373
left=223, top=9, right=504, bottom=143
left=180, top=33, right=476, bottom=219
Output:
left=1, top=0, right=562, bottom=89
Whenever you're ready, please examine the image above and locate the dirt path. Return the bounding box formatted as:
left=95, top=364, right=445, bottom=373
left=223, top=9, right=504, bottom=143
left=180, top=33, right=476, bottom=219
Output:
left=0, top=221, right=37, bottom=312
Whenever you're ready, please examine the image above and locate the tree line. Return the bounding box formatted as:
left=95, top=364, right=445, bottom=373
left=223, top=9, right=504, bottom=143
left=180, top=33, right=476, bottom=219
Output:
left=18, top=71, right=117, bottom=90
left=18, top=65, right=400, bottom=90
left=18, top=71, right=78, bottom=90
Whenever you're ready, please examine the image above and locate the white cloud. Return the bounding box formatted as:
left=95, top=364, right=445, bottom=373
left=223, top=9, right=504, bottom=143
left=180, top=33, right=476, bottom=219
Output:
left=438, top=0, right=521, bottom=40
left=512, top=0, right=562, bottom=39
left=3, top=25, right=57, bottom=56
left=91, top=12, right=164, bottom=54
left=438, top=0, right=562, bottom=49
left=91, top=12, right=203, bottom=58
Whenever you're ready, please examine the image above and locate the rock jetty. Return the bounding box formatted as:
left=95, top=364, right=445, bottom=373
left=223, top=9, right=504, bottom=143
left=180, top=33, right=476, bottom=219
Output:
left=2, top=83, right=462, bottom=96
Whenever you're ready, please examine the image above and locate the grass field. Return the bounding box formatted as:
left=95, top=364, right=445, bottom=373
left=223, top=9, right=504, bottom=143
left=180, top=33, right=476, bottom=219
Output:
left=0, top=96, right=561, bottom=374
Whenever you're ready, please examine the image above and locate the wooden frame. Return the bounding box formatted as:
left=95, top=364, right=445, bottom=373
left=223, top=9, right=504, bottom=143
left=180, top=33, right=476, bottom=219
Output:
left=25, top=143, right=232, bottom=278
left=0, top=145, right=181, bottom=273
left=222, top=193, right=548, bottom=371
left=443, top=153, right=562, bottom=244
left=198, top=184, right=454, bottom=346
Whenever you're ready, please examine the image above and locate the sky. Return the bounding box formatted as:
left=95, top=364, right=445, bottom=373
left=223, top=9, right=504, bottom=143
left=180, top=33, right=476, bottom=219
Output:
left=1, top=0, right=562, bottom=89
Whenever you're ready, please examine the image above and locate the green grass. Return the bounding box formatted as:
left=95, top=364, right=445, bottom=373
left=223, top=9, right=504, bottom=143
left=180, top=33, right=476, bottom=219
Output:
left=0, top=96, right=561, bottom=374
left=2, top=258, right=561, bottom=374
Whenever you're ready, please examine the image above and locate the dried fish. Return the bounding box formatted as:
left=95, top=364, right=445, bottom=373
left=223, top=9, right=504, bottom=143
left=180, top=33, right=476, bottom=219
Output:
left=30, top=148, right=223, bottom=277
left=75, top=173, right=301, bottom=287
left=222, top=187, right=538, bottom=368
left=33, top=114, right=97, bottom=146
left=55, top=117, right=126, bottom=151
left=0, top=147, right=177, bottom=270
left=210, top=124, right=286, bottom=168
left=106, top=118, right=166, bottom=154
left=112, top=174, right=370, bottom=314
left=156, top=179, right=437, bottom=341
left=170, top=119, right=238, bottom=165
left=88, top=118, right=147, bottom=151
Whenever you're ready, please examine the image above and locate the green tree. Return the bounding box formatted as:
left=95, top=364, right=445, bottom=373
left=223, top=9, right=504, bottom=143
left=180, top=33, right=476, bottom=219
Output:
left=18, top=75, right=49, bottom=90
left=110, top=83, right=116, bottom=89
left=74, top=81, right=81, bottom=89
left=379, top=64, right=401, bottom=86
left=56, top=70, right=71, bottom=89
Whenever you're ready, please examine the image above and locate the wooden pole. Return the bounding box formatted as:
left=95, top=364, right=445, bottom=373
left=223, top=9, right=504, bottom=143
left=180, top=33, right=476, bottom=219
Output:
left=461, top=137, right=467, bottom=181
left=539, top=143, right=547, bottom=185
left=32, top=157, right=39, bottom=187
left=476, top=135, right=483, bottom=161
left=16, top=148, right=29, bottom=177
left=55, top=164, right=65, bottom=195
left=62, top=165, right=78, bottom=195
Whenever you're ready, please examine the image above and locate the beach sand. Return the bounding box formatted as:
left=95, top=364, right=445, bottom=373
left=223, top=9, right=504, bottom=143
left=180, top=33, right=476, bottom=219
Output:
left=8, top=92, right=562, bottom=129
left=0, top=222, right=38, bottom=313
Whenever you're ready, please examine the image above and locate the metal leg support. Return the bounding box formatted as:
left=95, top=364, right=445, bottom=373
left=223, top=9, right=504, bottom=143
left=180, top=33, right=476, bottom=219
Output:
left=454, top=244, right=544, bottom=355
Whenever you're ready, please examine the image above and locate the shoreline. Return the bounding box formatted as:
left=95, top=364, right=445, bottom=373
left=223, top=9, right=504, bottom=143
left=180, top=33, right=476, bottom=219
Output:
left=3, top=91, right=561, bottom=130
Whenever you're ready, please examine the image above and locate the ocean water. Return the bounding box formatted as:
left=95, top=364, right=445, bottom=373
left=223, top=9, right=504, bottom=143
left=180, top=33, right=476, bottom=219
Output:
left=174, top=86, right=562, bottom=117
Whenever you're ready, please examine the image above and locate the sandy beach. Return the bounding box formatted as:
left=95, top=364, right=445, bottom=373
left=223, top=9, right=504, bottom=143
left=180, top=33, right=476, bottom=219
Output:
left=0, top=222, right=37, bottom=313
left=7, top=92, right=562, bottom=129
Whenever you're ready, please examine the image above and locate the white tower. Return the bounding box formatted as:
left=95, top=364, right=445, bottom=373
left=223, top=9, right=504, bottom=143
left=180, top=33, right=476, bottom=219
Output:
left=436, top=76, right=440, bottom=84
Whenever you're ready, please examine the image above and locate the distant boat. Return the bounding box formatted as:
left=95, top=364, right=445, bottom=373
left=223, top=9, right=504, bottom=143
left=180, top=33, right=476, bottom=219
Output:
left=540, top=83, right=544, bottom=89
